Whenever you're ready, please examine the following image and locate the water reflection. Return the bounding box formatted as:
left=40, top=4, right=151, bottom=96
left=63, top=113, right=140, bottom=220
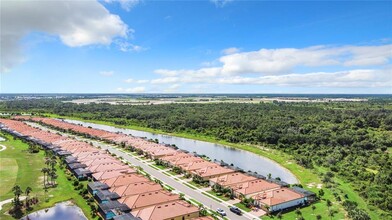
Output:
left=22, top=201, right=87, bottom=220
left=65, top=119, right=298, bottom=184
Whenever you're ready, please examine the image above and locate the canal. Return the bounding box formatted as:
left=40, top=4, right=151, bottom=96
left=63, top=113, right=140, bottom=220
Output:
left=64, top=119, right=299, bottom=184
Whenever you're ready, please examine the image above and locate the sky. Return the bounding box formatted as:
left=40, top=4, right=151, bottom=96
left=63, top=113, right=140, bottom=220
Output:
left=0, top=0, right=391, bottom=94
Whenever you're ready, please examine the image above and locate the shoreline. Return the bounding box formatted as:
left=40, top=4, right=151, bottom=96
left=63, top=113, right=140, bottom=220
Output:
left=55, top=115, right=301, bottom=184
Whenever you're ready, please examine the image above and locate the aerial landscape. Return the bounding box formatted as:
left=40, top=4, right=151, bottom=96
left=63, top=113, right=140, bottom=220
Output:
left=0, top=1, right=391, bottom=220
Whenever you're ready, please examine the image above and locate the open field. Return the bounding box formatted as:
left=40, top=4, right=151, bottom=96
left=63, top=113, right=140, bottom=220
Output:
left=0, top=133, right=96, bottom=220
left=0, top=158, right=18, bottom=198
left=40, top=113, right=385, bottom=219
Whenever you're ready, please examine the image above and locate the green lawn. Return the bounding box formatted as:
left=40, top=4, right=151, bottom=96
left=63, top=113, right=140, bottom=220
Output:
left=187, top=181, right=207, bottom=189
left=0, top=135, right=46, bottom=202
left=233, top=202, right=251, bottom=212
left=152, top=164, right=168, bottom=170
left=0, top=158, right=18, bottom=197
left=0, top=133, right=97, bottom=220
left=205, top=190, right=231, bottom=201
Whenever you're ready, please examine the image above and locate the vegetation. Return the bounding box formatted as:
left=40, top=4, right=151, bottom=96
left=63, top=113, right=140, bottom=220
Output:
left=1, top=98, right=392, bottom=219
left=0, top=133, right=97, bottom=219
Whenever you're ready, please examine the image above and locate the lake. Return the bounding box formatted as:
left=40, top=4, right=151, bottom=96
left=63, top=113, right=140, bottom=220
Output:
left=22, top=201, right=87, bottom=220
left=64, top=119, right=299, bottom=184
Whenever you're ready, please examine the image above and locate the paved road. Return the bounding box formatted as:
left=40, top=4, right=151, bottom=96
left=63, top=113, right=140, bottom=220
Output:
left=0, top=196, right=26, bottom=211
left=27, top=122, right=260, bottom=220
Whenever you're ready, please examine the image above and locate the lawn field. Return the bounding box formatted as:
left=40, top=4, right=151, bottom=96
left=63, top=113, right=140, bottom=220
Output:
left=0, top=158, right=18, bottom=197
left=0, top=135, right=45, bottom=202
left=0, top=133, right=96, bottom=220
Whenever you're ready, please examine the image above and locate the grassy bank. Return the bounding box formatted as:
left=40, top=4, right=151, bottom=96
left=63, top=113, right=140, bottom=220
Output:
left=43, top=114, right=373, bottom=219
left=0, top=133, right=96, bottom=220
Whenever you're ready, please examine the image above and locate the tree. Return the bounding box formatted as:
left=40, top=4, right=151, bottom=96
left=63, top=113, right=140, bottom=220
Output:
left=41, top=167, right=49, bottom=188
left=277, top=211, right=283, bottom=219
left=312, top=204, right=316, bottom=214
left=328, top=209, right=334, bottom=220
left=12, top=185, right=23, bottom=210
left=25, top=187, right=32, bottom=208
left=318, top=189, right=324, bottom=198
left=295, top=208, right=302, bottom=218
left=12, top=185, right=23, bottom=202
left=316, top=215, right=322, bottom=220
left=326, top=200, right=332, bottom=220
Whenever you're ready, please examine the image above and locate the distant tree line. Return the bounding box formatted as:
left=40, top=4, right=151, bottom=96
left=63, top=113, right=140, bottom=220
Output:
left=1, top=99, right=392, bottom=218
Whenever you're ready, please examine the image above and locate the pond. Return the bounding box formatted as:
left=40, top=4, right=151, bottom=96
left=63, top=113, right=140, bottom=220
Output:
left=21, top=201, right=87, bottom=220
left=64, top=119, right=299, bottom=184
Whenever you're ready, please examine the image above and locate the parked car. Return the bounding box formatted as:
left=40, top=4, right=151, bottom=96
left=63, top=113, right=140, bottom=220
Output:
left=216, top=208, right=226, bottom=216
left=230, top=206, right=242, bottom=215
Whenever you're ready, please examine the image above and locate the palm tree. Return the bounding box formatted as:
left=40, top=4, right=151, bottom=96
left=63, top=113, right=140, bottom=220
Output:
left=41, top=168, right=49, bottom=188
left=50, top=157, right=57, bottom=171
left=12, top=185, right=23, bottom=201
left=328, top=209, right=334, bottom=220
left=295, top=207, right=302, bottom=218
left=277, top=211, right=283, bottom=219
left=25, top=187, right=32, bottom=208
left=12, top=185, right=23, bottom=209
left=49, top=170, right=57, bottom=186
left=154, top=179, right=163, bottom=187
left=326, top=200, right=333, bottom=220
left=198, top=204, right=207, bottom=216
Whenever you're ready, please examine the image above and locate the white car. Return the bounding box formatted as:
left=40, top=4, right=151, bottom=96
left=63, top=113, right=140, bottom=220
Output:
left=216, top=208, right=226, bottom=216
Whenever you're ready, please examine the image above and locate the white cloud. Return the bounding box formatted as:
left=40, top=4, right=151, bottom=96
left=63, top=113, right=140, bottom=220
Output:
left=124, top=78, right=149, bottom=83
left=210, top=0, right=233, bottom=7
left=219, top=44, right=392, bottom=75
left=136, top=80, right=149, bottom=83
left=115, top=40, right=146, bottom=52
left=100, top=71, right=114, bottom=77
left=216, top=69, right=392, bottom=88
left=148, top=44, right=391, bottom=89
left=104, top=0, right=140, bottom=11
left=221, top=47, right=240, bottom=55
left=151, top=77, right=180, bottom=84
left=164, top=84, right=181, bottom=92
left=117, top=87, right=145, bottom=93
left=1, top=0, right=130, bottom=72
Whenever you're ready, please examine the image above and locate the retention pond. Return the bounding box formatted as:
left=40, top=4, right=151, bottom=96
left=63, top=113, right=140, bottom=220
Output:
left=22, top=201, right=87, bottom=220
left=65, top=119, right=299, bottom=184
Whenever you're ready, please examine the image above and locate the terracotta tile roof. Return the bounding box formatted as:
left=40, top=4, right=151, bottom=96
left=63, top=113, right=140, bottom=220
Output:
left=168, top=155, right=204, bottom=166
left=92, top=169, right=136, bottom=181
left=232, top=179, right=281, bottom=196
left=252, top=188, right=304, bottom=206
left=112, top=181, right=162, bottom=197
left=132, top=200, right=199, bottom=220
left=209, top=172, right=257, bottom=187
left=179, top=160, right=216, bottom=172
left=103, top=174, right=149, bottom=188
left=119, top=190, right=180, bottom=210
left=89, top=162, right=129, bottom=173
left=192, top=165, right=236, bottom=178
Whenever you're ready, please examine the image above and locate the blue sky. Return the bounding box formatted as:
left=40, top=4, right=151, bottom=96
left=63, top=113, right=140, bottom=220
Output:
left=1, top=0, right=391, bottom=94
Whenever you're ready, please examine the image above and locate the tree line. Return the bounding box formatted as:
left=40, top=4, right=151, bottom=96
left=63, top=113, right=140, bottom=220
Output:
left=1, top=99, right=391, bottom=218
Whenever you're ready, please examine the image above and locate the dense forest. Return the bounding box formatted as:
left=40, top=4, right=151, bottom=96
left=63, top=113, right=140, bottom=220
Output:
left=1, top=99, right=391, bottom=219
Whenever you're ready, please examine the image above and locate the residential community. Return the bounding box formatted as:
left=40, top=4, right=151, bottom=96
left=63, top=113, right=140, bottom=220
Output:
left=0, top=116, right=316, bottom=220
